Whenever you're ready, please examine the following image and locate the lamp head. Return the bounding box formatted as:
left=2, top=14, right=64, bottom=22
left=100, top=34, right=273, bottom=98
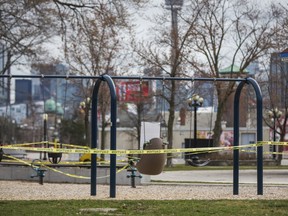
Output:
left=43, top=113, right=48, bottom=120
left=191, top=94, right=199, bottom=102
left=198, top=97, right=204, bottom=105
left=187, top=98, right=193, bottom=107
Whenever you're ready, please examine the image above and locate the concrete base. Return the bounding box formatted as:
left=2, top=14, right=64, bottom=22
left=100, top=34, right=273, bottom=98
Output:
left=208, top=160, right=278, bottom=166
left=281, top=159, right=288, bottom=166
left=0, top=164, right=150, bottom=185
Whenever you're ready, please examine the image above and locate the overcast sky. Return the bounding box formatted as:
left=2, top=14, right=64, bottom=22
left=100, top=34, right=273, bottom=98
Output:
left=12, top=0, right=288, bottom=75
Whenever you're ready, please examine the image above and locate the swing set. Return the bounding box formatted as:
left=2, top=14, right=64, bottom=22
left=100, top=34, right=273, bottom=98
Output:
left=126, top=78, right=212, bottom=187
left=0, top=74, right=264, bottom=198
left=126, top=79, right=167, bottom=187
left=77, top=74, right=263, bottom=197
left=124, top=76, right=207, bottom=188
left=40, top=77, right=70, bottom=164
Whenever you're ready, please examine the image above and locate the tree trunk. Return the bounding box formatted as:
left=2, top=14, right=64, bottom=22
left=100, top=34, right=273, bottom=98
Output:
left=84, top=109, right=90, bottom=147
left=100, top=110, right=107, bottom=160
left=213, top=109, right=223, bottom=147
left=212, top=82, right=234, bottom=147
left=100, top=126, right=107, bottom=160
left=212, top=88, right=227, bottom=147
left=166, top=108, right=175, bottom=167
left=277, top=126, right=286, bottom=166
left=166, top=80, right=176, bottom=167
left=137, top=103, right=142, bottom=150
left=276, top=145, right=283, bottom=166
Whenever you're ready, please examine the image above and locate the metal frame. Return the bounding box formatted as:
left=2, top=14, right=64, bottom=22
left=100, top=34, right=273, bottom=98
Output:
left=90, top=75, right=117, bottom=197
left=233, top=78, right=263, bottom=195
left=0, top=74, right=264, bottom=198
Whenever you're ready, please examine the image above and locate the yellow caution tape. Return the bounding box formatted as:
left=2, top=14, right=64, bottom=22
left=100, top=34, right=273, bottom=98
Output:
left=5, top=141, right=288, bottom=156
left=4, top=141, right=282, bottom=156
left=3, top=141, right=45, bottom=147
left=1, top=146, right=225, bottom=154
left=259, top=141, right=288, bottom=146
left=241, top=149, right=288, bottom=155
left=41, top=163, right=129, bottom=180
left=41, top=164, right=90, bottom=179
left=3, top=154, right=129, bottom=180
left=1, top=143, right=260, bottom=155
left=3, top=154, right=34, bottom=167
left=4, top=142, right=90, bottom=149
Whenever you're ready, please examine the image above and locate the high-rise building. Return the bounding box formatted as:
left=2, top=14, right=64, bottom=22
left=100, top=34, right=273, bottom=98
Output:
left=15, top=79, right=32, bottom=103
left=269, top=49, right=288, bottom=107
left=0, top=44, right=10, bottom=106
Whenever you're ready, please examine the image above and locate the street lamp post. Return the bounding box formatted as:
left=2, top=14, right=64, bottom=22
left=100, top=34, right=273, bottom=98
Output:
left=188, top=94, right=204, bottom=147
left=80, top=97, right=91, bottom=146
left=267, top=108, right=282, bottom=160
left=43, top=113, right=48, bottom=160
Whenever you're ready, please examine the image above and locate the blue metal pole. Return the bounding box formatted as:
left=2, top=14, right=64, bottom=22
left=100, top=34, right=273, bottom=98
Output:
left=90, top=75, right=117, bottom=198
left=90, top=79, right=102, bottom=196
left=102, top=75, right=117, bottom=198
left=246, top=77, right=263, bottom=195
left=233, top=81, right=245, bottom=195
left=0, top=74, right=247, bottom=82
left=233, top=78, right=263, bottom=195
left=194, top=106, right=197, bottom=147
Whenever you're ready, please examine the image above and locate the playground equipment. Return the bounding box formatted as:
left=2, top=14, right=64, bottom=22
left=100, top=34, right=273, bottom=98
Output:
left=0, top=74, right=264, bottom=198
left=0, top=148, right=3, bottom=162
left=136, top=138, right=167, bottom=175
left=30, top=159, right=47, bottom=185
left=48, top=139, right=62, bottom=164
left=79, top=153, right=102, bottom=162
left=125, top=80, right=167, bottom=187
left=184, top=138, right=213, bottom=167
left=126, top=156, right=142, bottom=188
left=90, top=75, right=263, bottom=197
left=126, top=137, right=166, bottom=187
left=41, top=77, right=69, bottom=164
left=48, top=152, right=62, bottom=164
left=186, top=156, right=210, bottom=167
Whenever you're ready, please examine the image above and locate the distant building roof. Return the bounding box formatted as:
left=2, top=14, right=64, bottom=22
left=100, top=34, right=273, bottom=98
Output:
left=44, top=98, right=63, bottom=115
left=219, top=65, right=249, bottom=74
left=44, top=98, right=56, bottom=113
left=281, top=48, right=288, bottom=53
left=280, top=48, right=288, bottom=60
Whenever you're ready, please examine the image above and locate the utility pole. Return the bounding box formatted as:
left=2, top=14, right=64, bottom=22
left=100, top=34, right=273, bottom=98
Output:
left=164, top=0, right=183, bottom=167
left=165, top=0, right=183, bottom=62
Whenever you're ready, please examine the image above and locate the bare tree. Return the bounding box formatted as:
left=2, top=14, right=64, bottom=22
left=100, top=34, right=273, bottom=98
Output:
left=132, top=1, right=202, bottom=166
left=133, top=0, right=284, bottom=166
left=0, top=0, right=146, bottom=74
left=0, top=0, right=61, bottom=74
left=181, top=0, right=284, bottom=147
left=262, top=5, right=288, bottom=165
left=63, top=2, right=133, bottom=156
left=263, top=55, right=288, bottom=165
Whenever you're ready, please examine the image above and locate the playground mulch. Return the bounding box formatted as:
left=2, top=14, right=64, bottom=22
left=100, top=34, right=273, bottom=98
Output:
left=0, top=181, right=288, bottom=200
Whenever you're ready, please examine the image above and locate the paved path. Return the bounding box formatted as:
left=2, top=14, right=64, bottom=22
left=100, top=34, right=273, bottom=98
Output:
left=151, top=169, right=288, bottom=184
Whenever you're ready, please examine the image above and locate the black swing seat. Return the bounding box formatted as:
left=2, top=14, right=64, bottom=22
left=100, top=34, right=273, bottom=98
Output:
left=136, top=137, right=166, bottom=175
left=186, top=156, right=210, bottom=167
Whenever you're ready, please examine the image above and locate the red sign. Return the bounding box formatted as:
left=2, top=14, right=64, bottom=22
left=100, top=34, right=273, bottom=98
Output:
left=116, top=81, right=149, bottom=102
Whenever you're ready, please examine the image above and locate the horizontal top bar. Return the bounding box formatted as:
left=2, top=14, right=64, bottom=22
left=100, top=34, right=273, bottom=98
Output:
left=0, top=74, right=248, bottom=82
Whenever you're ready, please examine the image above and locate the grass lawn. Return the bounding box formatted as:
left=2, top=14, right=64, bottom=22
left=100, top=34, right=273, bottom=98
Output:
left=1, top=200, right=288, bottom=216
